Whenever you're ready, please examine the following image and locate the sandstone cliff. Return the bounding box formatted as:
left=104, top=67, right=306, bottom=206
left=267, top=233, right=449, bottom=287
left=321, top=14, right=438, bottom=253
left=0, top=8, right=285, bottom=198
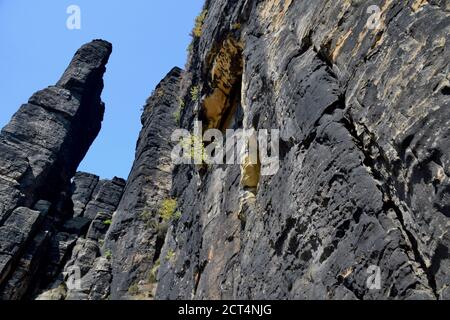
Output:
left=0, top=0, right=449, bottom=301
left=154, top=0, right=450, bottom=300
left=104, top=67, right=182, bottom=299
left=0, top=40, right=126, bottom=299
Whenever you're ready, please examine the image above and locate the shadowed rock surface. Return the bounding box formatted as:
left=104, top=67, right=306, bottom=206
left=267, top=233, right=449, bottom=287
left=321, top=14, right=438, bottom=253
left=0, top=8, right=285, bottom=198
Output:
left=155, top=0, right=450, bottom=300
left=1, top=1, right=449, bottom=301
left=104, top=67, right=182, bottom=300
left=0, top=40, right=114, bottom=299
left=34, top=174, right=125, bottom=301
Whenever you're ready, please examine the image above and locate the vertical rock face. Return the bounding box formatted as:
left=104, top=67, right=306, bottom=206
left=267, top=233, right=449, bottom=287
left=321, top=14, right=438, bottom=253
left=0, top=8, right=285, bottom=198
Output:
left=0, top=40, right=113, bottom=299
left=1, top=1, right=449, bottom=301
left=104, top=67, right=182, bottom=300
left=36, top=173, right=125, bottom=301
left=0, top=39, right=111, bottom=221
left=155, top=0, right=450, bottom=300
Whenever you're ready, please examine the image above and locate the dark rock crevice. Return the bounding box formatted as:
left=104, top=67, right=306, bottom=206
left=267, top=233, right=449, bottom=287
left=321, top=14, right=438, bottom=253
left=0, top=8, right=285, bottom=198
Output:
left=340, top=113, right=439, bottom=298
left=155, top=0, right=449, bottom=300
left=0, top=40, right=115, bottom=300
left=1, top=0, right=448, bottom=301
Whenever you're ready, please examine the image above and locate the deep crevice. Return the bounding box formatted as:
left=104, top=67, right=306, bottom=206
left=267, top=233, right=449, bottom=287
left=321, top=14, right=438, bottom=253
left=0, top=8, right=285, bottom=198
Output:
left=341, top=113, right=440, bottom=299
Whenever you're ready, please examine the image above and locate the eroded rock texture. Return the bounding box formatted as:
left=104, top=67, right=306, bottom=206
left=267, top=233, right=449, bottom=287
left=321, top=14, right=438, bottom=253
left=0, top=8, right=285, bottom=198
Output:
left=104, top=68, right=182, bottom=299
left=36, top=173, right=125, bottom=300
left=0, top=40, right=114, bottom=299
left=1, top=1, right=448, bottom=301
left=155, top=0, right=450, bottom=300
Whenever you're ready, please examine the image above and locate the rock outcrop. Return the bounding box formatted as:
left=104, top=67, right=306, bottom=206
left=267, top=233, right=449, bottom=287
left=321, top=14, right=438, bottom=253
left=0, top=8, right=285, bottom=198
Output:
left=0, top=40, right=115, bottom=299
left=36, top=173, right=125, bottom=300
left=154, top=0, right=450, bottom=300
left=104, top=67, right=182, bottom=300
left=1, top=0, right=449, bottom=301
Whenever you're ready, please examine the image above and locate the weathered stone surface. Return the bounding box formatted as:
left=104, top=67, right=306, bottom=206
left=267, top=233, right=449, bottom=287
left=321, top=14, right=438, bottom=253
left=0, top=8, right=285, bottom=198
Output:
left=87, top=212, right=113, bottom=241
left=35, top=285, right=67, bottom=301
left=45, top=232, right=78, bottom=276
left=0, top=207, right=43, bottom=294
left=0, top=40, right=112, bottom=299
left=71, top=172, right=100, bottom=217
left=156, top=0, right=450, bottom=300
left=83, top=178, right=125, bottom=220
left=1, top=1, right=449, bottom=301
left=65, top=239, right=101, bottom=277
left=35, top=175, right=125, bottom=300
left=62, top=217, right=92, bottom=235
left=0, top=40, right=111, bottom=220
left=0, top=231, right=49, bottom=300
left=79, top=257, right=112, bottom=300
left=104, top=67, right=182, bottom=299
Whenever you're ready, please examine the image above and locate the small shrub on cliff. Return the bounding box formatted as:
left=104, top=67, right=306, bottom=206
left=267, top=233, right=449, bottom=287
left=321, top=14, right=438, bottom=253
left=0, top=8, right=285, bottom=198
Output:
left=173, top=110, right=181, bottom=125
left=190, top=85, right=200, bottom=101
left=105, top=250, right=112, bottom=260
left=159, top=199, right=178, bottom=222
left=148, top=259, right=161, bottom=283
left=180, top=135, right=209, bottom=164
left=178, top=96, right=185, bottom=109
left=141, top=209, right=152, bottom=220
left=174, top=210, right=182, bottom=221
left=192, top=10, right=208, bottom=38
left=103, top=219, right=112, bottom=226
left=232, top=23, right=241, bottom=30
left=166, top=249, right=176, bottom=263
left=173, top=97, right=186, bottom=125
left=128, top=284, right=139, bottom=296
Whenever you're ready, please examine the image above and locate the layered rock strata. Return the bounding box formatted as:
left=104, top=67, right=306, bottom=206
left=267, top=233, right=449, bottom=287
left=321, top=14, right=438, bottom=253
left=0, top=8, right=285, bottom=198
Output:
left=0, top=40, right=114, bottom=299
left=155, top=0, right=450, bottom=300
left=105, top=68, right=182, bottom=300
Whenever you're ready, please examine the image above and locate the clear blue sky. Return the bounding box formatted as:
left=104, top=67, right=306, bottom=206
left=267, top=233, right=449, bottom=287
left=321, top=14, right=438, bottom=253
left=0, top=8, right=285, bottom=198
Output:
left=0, top=0, right=204, bottom=179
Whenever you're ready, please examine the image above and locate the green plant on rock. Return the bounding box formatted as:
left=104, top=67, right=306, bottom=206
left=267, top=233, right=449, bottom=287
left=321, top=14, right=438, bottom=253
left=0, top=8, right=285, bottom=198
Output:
left=190, top=85, right=200, bottom=101
left=159, top=199, right=178, bottom=222
left=148, top=259, right=161, bottom=283
left=173, top=97, right=186, bottom=125
left=140, top=209, right=151, bottom=221
left=103, top=219, right=112, bottom=226
left=166, top=249, right=176, bottom=263
left=173, top=110, right=181, bottom=125
left=232, top=23, right=241, bottom=30
left=105, top=250, right=112, bottom=261
left=128, top=284, right=139, bottom=296
left=181, top=135, right=209, bottom=164
left=174, top=210, right=182, bottom=221
left=178, top=96, right=185, bottom=109
left=192, top=9, right=208, bottom=38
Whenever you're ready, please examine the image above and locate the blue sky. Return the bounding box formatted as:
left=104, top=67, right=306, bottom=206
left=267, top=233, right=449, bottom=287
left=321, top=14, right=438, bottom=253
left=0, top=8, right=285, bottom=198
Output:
left=0, top=0, right=204, bottom=179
